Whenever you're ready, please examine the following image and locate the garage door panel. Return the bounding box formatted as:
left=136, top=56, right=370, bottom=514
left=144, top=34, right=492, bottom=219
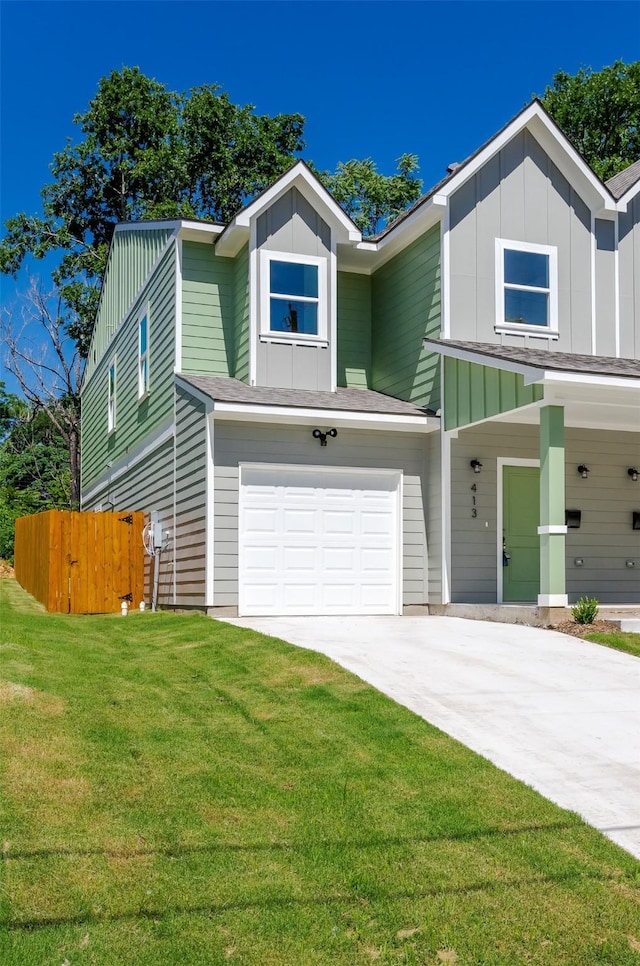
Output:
left=243, top=546, right=279, bottom=571
left=244, top=507, right=278, bottom=532
left=361, top=548, right=394, bottom=572
left=323, top=547, right=356, bottom=572
left=283, top=546, right=317, bottom=571
left=283, top=583, right=318, bottom=608
left=240, top=466, right=401, bottom=616
left=325, top=511, right=360, bottom=535
left=283, top=509, right=317, bottom=533
left=361, top=511, right=394, bottom=535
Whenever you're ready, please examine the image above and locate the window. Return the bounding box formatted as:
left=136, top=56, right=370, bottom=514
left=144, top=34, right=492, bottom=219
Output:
left=107, top=359, right=116, bottom=432
left=260, top=251, right=327, bottom=341
left=138, top=311, right=149, bottom=398
left=495, top=240, right=558, bottom=336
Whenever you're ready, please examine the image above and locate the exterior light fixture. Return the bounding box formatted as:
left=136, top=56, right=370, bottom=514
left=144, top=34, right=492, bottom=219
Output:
left=628, top=467, right=639, bottom=482
left=577, top=464, right=589, bottom=479
left=312, top=428, right=338, bottom=447
left=470, top=459, right=483, bottom=474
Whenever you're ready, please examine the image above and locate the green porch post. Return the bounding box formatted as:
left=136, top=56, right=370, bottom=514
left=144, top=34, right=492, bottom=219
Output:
left=538, top=405, right=568, bottom=607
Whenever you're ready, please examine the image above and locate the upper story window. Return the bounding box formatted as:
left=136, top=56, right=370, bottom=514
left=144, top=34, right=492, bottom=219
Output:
left=107, top=359, right=116, bottom=433
left=138, top=310, right=150, bottom=399
left=260, top=251, right=327, bottom=342
left=495, top=239, right=558, bottom=337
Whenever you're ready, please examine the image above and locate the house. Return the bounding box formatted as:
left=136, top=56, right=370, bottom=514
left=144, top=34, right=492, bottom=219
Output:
left=80, top=100, right=640, bottom=619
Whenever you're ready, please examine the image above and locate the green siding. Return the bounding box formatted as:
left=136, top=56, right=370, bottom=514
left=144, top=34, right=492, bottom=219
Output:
left=181, top=241, right=233, bottom=376
left=81, top=246, right=177, bottom=489
left=337, top=272, right=371, bottom=389
left=233, top=244, right=250, bottom=382
left=444, top=358, right=544, bottom=431
left=86, top=228, right=175, bottom=381
left=371, top=225, right=441, bottom=408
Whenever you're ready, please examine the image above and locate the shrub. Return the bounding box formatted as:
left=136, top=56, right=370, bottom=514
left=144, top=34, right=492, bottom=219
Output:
left=571, top=596, right=599, bottom=625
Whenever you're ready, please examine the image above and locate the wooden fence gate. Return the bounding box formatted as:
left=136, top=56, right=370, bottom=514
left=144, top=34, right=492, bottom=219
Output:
left=14, top=510, right=145, bottom=614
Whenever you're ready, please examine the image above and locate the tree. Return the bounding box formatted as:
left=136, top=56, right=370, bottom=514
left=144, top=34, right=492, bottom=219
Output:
left=1, top=281, right=82, bottom=506
left=317, top=154, right=422, bottom=237
left=0, top=68, right=306, bottom=357
left=0, top=67, right=422, bottom=358
left=0, top=402, right=72, bottom=561
left=538, top=60, right=640, bottom=181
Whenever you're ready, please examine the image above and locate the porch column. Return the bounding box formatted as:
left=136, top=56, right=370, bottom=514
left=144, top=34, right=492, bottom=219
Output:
left=537, top=405, right=568, bottom=607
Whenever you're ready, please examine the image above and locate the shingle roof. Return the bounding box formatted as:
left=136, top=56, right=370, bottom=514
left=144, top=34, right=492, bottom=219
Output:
left=179, top=376, right=434, bottom=416
left=605, top=159, right=640, bottom=200
left=425, top=339, right=640, bottom=379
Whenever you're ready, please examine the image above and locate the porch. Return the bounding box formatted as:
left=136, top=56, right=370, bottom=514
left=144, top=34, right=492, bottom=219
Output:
left=425, top=338, right=640, bottom=614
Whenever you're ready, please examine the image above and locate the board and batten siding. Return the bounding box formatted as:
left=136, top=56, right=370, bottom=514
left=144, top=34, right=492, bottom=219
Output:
left=337, top=272, right=372, bottom=389
left=444, top=358, right=544, bottom=431
left=174, top=385, right=208, bottom=606
left=618, top=193, right=640, bottom=360
left=448, top=129, right=594, bottom=354
left=255, top=187, right=333, bottom=391
left=212, top=422, right=430, bottom=611
left=450, top=422, right=640, bottom=604
left=181, top=241, right=233, bottom=377
left=371, top=224, right=441, bottom=410
left=81, top=434, right=176, bottom=608
left=233, top=244, right=250, bottom=382
left=81, top=244, right=177, bottom=490
left=86, top=228, right=175, bottom=381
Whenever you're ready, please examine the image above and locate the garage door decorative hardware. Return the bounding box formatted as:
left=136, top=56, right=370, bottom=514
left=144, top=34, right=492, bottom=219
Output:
left=312, top=428, right=338, bottom=447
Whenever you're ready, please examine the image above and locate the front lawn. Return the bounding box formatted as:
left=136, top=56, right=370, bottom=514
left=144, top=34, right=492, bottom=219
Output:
left=584, top=629, right=640, bottom=659
left=1, top=579, right=639, bottom=965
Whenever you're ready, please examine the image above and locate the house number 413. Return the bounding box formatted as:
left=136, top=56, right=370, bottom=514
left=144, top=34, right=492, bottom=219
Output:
left=471, top=483, right=477, bottom=518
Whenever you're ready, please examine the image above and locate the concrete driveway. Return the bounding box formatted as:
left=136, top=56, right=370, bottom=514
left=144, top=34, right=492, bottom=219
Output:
left=226, top=616, right=640, bottom=860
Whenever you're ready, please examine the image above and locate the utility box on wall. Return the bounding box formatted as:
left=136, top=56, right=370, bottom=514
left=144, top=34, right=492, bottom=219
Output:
left=14, top=510, right=145, bottom=613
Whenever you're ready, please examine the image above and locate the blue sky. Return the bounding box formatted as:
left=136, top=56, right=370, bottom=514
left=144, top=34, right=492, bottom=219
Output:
left=1, top=0, right=638, bottom=391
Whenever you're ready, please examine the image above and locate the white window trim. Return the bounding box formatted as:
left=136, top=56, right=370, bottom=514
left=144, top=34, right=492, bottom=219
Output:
left=495, top=239, right=558, bottom=338
left=138, top=306, right=150, bottom=401
left=259, top=249, right=328, bottom=344
left=107, top=356, right=117, bottom=434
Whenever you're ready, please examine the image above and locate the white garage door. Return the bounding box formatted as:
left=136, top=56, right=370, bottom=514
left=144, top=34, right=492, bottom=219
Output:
left=239, top=464, right=401, bottom=616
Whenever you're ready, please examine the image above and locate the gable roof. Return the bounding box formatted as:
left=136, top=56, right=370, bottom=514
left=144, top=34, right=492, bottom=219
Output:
left=373, top=99, right=619, bottom=245
left=215, top=160, right=362, bottom=256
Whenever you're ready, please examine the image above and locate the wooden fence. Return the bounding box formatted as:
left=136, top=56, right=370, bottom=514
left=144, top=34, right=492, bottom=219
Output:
left=14, top=510, right=145, bottom=614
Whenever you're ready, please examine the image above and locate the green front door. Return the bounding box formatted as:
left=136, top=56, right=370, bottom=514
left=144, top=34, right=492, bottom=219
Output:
left=503, top=465, right=539, bottom=602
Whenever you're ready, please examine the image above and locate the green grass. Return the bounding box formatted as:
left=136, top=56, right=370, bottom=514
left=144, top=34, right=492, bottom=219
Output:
left=1, top=579, right=639, bottom=966
left=583, top=630, right=640, bottom=659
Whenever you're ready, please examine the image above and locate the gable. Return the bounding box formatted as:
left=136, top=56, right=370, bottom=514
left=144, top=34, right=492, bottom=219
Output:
left=86, top=226, right=176, bottom=381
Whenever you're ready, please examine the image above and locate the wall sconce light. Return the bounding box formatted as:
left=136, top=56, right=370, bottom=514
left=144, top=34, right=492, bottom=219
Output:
left=577, top=464, right=590, bottom=479
left=628, top=467, right=639, bottom=482
left=312, top=428, right=337, bottom=447
left=470, top=459, right=483, bottom=474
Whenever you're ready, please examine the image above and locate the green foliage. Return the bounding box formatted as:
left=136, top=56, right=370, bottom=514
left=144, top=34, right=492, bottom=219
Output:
left=0, top=404, right=72, bottom=561
left=538, top=60, right=640, bottom=181
left=571, top=596, right=600, bottom=625
left=317, top=154, right=422, bottom=237
left=1, top=67, right=424, bottom=358
left=0, top=67, right=306, bottom=358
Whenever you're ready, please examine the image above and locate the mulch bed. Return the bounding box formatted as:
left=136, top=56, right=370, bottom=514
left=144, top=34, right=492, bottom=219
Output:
left=553, top=619, right=620, bottom=639
left=0, top=561, right=15, bottom=579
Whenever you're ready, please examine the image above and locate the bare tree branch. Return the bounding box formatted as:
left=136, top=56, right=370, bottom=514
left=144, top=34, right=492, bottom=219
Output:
left=1, top=279, right=83, bottom=506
